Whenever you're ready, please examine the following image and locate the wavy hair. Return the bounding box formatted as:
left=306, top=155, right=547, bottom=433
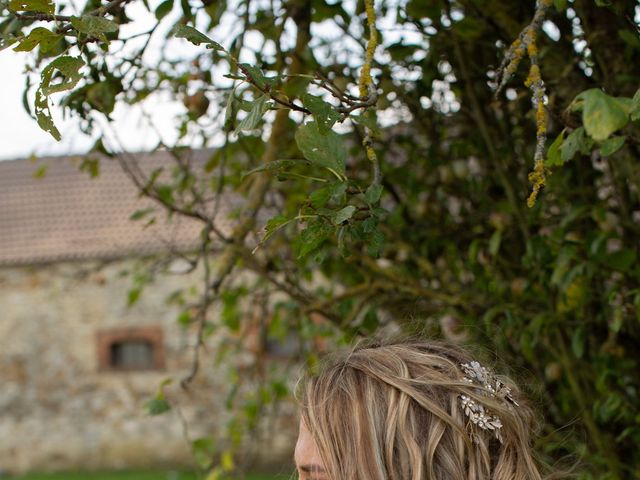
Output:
left=297, top=339, right=547, bottom=480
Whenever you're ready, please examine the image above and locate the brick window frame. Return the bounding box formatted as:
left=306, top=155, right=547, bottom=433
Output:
left=97, top=326, right=166, bottom=372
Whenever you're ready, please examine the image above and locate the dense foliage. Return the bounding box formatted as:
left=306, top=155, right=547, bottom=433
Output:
left=2, top=0, right=640, bottom=478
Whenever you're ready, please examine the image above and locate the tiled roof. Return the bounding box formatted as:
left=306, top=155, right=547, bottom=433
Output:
left=0, top=149, right=237, bottom=266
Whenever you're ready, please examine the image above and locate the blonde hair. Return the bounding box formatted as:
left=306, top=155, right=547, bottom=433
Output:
left=298, top=339, right=546, bottom=480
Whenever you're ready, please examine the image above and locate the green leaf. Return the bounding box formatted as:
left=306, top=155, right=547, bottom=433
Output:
left=235, top=95, right=270, bottom=133
left=40, top=55, right=85, bottom=95
left=13, top=27, right=60, bottom=53
left=155, top=184, right=174, bottom=205
left=221, top=290, right=241, bottom=332
left=35, top=108, right=60, bottom=141
left=333, top=205, right=356, bottom=225
left=155, top=0, right=173, bottom=19
left=631, top=89, right=640, bottom=122
left=32, top=163, right=48, bottom=178
left=223, top=89, right=238, bottom=130
left=601, top=249, right=636, bottom=272
left=560, top=127, right=589, bottom=163
left=600, top=136, right=625, bottom=157
left=145, top=397, right=171, bottom=415
left=192, top=438, right=216, bottom=469
left=452, top=16, right=484, bottom=39
left=544, top=129, right=565, bottom=167
left=8, top=0, right=54, bottom=14
left=297, top=221, right=332, bottom=258
left=70, top=15, right=118, bottom=38
left=367, top=228, right=385, bottom=257
left=364, top=184, right=383, bottom=204
left=240, top=63, right=268, bottom=89
left=571, top=327, right=585, bottom=359
left=295, top=122, right=346, bottom=178
left=127, top=287, right=142, bottom=306
left=173, top=24, right=224, bottom=51
left=618, top=30, right=640, bottom=49
left=309, top=185, right=332, bottom=209
left=576, top=89, right=631, bottom=141
left=553, top=0, right=567, bottom=11
left=262, top=214, right=291, bottom=242
left=79, top=157, right=100, bottom=178
left=352, top=111, right=381, bottom=136
left=489, top=229, right=502, bottom=256
left=302, top=93, right=340, bottom=134
left=130, top=207, right=155, bottom=220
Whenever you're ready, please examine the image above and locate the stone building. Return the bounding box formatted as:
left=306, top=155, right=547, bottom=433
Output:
left=0, top=151, right=297, bottom=474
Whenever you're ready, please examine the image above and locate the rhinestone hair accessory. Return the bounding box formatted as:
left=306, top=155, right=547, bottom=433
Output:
left=459, top=361, right=519, bottom=443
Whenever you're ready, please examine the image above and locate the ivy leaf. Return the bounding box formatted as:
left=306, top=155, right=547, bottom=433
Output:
left=13, top=27, right=61, bottom=53
left=333, top=205, right=356, bottom=225
left=8, top=0, right=54, bottom=14
left=600, top=136, right=625, bottom=157
left=295, top=122, right=346, bottom=179
left=560, top=127, right=589, bottom=163
left=545, top=129, right=565, bottom=167
left=174, top=25, right=224, bottom=51
left=40, top=55, right=85, bottom=95
left=575, top=89, right=632, bottom=141
left=235, top=95, right=270, bottom=133
left=302, top=93, right=340, bottom=134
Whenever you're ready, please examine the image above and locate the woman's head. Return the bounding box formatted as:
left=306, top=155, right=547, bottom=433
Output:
left=295, top=339, right=544, bottom=480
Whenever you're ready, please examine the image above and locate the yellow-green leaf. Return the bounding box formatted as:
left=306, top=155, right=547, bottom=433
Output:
left=295, top=122, right=346, bottom=178
left=8, top=0, right=54, bottom=14
left=600, top=136, right=625, bottom=157
left=13, top=27, right=61, bottom=53
left=576, top=88, right=631, bottom=141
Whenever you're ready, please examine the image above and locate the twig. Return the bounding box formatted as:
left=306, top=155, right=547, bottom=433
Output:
left=494, top=0, right=553, bottom=207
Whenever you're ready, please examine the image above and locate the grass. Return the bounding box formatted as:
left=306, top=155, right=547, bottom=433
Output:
left=11, top=473, right=290, bottom=480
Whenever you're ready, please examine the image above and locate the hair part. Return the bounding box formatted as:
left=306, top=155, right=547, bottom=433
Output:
left=298, top=338, right=546, bottom=480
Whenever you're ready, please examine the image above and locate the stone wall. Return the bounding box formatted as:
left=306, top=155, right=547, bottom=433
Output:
left=0, top=260, right=297, bottom=474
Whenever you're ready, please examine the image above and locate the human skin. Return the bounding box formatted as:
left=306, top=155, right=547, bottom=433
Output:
left=294, top=420, right=328, bottom=480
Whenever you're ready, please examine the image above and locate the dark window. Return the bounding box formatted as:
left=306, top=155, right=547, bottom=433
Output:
left=109, top=340, right=155, bottom=369
left=97, top=326, right=165, bottom=372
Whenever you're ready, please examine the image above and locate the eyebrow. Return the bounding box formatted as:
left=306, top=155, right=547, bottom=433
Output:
left=298, top=464, right=327, bottom=474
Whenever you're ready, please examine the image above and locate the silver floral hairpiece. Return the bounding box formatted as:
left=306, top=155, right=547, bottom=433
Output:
left=459, top=361, right=519, bottom=443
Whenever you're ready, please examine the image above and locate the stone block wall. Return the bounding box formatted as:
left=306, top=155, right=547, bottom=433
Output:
left=0, top=260, right=297, bottom=474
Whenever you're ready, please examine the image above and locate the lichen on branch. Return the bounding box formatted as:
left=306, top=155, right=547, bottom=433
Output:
left=495, top=0, right=553, bottom=207
left=358, top=0, right=381, bottom=186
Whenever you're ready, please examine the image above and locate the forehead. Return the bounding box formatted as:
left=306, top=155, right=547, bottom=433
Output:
left=294, top=419, right=324, bottom=467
